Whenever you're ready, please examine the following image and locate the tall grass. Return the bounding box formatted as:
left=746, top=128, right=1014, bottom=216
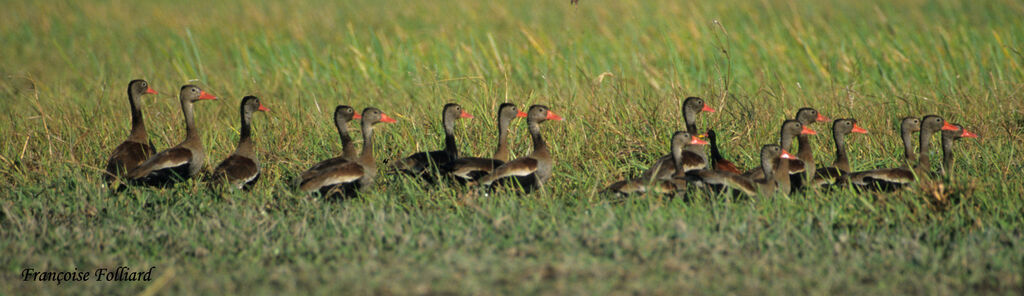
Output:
left=2, top=0, right=1023, bottom=294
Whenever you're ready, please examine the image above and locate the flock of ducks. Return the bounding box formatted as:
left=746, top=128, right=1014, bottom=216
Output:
left=104, top=80, right=562, bottom=197
left=103, top=79, right=977, bottom=198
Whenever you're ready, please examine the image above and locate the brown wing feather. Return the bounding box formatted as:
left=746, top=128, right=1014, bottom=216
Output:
left=479, top=157, right=539, bottom=185
left=105, top=140, right=154, bottom=181
left=128, top=147, right=193, bottom=179
left=446, top=157, right=503, bottom=179
left=210, top=155, right=259, bottom=186
left=300, top=162, right=364, bottom=193
left=300, top=156, right=351, bottom=181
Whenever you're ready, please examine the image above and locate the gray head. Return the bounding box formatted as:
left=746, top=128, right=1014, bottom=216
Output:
left=497, top=103, right=527, bottom=123
left=334, top=105, right=360, bottom=126
left=672, top=131, right=708, bottom=150
left=240, top=96, right=268, bottom=119
left=527, top=104, right=563, bottom=123
left=900, top=117, right=922, bottom=133
left=128, top=79, right=156, bottom=98
left=443, top=103, right=473, bottom=122
left=781, top=119, right=815, bottom=138
left=921, top=115, right=958, bottom=134
left=833, top=118, right=868, bottom=136
left=761, top=144, right=794, bottom=162
left=796, top=107, right=827, bottom=125
left=683, top=97, right=715, bottom=114
left=179, top=85, right=217, bottom=102
left=360, top=107, right=397, bottom=125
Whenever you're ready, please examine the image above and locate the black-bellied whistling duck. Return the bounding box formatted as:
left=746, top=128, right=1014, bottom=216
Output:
left=793, top=107, right=829, bottom=186
left=443, top=103, right=527, bottom=183
left=848, top=115, right=958, bottom=191
left=940, top=123, right=978, bottom=176
left=395, top=103, right=473, bottom=183
left=299, top=107, right=395, bottom=197
left=897, top=117, right=922, bottom=166
left=126, top=85, right=216, bottom=187
left=208, top=96, right=269, bottom=190
left=478, top=105, right=562, bottom=192
left=684, top=145, right=795, bottom=197
left=743, top=120, right=816, bottom=191
left=707, top=129, right=742, bottom=174
left=639, top=97, right=715, bottom=181
left=809, top=118, right=868, bottom=188
left=104, top=79, right=158, bottom=186
left=603, top=131, right=708, bottom=195
left=296, top=105, right=361, bottom=184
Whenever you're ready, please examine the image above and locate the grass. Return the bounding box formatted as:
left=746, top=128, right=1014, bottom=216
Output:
left=2, top=0, right=1024, bottom=294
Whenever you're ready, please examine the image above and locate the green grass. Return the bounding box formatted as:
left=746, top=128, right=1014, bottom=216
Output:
left=2, top=0, right=1024, bottom=294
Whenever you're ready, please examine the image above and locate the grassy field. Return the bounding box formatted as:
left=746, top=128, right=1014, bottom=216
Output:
left=2, top=0, right=1024, bottom=293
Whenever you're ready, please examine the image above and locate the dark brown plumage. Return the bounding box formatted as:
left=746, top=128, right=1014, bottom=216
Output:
left=299, top=107, right=395, bottom=197
left=685, top=145, right=795, bottom=197
left=809, top=118, right=867, bottom=188
left=126, top=85, right=216, bottom=187
left=640, top=97, right=715, bottom=181
left=208, top=96, right=269, bottom=191
left=104, top=79, right=158, bottom=187
left=604, top=131, right=708, bottom=195
left=297, top=105, right=361, bottom=184
left=395, top=103, right=473, bottom=183
left=443, top=103, right=527, bottom=183
left=478, top=105, right=562, bottom=192
left=707, top=128, right=742, bottom=174
left=742, top=119, right=816, bottom=194
left=848, top=115, right=958, bottom=191
left=939, top=123, right=978, bottom=177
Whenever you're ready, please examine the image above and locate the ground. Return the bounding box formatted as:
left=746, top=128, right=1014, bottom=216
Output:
left=2, top=0, right=1023, bottom=294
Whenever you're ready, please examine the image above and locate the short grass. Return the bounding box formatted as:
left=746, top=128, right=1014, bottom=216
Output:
left=2, top=0, right=1024, bottom=294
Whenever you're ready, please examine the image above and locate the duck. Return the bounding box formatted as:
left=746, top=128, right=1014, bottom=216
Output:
left=939, top=123, right=978, bottom=176
left=792, top=108, right=829, bottom=186
left=684, top=144, right=795, bottom=197
left=104, top=79, right=158, bottom=186
left=208, top=96, right=269, bottom=190
left=395, top=103, right=473, bottom=183
left=742, top=119, right=816, bottom=193
left=295, top=105, right=361, bottom=185
left=707, top=128, right=742, bottom=174
left=808, top=118, right=868, bottom=188
left=848, top=115, right=958, bottom=191
left=477, top=105, right=562, bottom=192
left=897, top=117, right=922, bottom=166
left=603, top=131, right=708, bottom=195
left=126, top=85, right=216, bottom=187
left=442, top=103, right=527, bottom=183
left=299, top=107, right=396, bottom=197
left=638, top=96, right=715, bottom=181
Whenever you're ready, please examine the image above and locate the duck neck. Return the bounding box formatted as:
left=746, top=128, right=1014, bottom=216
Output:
left=902, top=128, right=916, bottom=165
left=832, top=130, right=850, bottom=172
left=529, top=121, right=549, bottom=158
left=128, top=90, right=147, bottom=142
left=672, top=142, right=685, bottom=175
left=337, top=119, right=356, bottom=159
left=941, top=134, right=955, bottom=176
left=359, top=121, right=376, bottom=165
left=775, top=155, right=791, bottom=194
left=683, top=108, right=698, bottom=134
left=182, top=99, right=199, bottom=142
left=493, top=115, right=512, bottom=162
left=235, top=110, right=255, bottom=158
left=443, top=116, right=458, bottom=158
left=780, top=131, right=795, bottom=151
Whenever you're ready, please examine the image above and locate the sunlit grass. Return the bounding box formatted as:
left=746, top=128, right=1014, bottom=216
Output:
left=2, top=0, right=1023, bottom=294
